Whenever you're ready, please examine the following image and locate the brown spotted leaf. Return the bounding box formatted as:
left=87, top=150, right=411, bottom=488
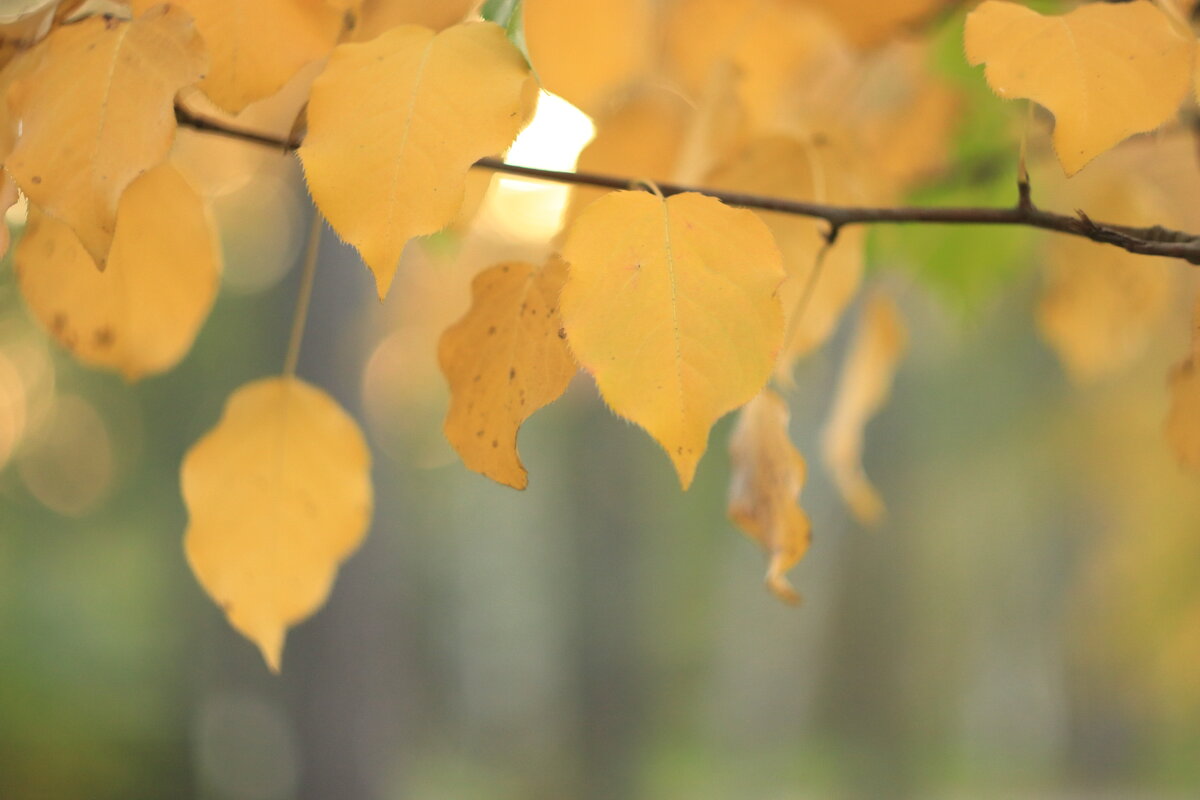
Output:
left=438, top=257, right=576, bottom=489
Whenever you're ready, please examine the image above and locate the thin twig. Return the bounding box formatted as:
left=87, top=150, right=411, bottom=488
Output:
left=174, top=100, right=1200, bottom=266
left=283, top=210, right=323, bottom=377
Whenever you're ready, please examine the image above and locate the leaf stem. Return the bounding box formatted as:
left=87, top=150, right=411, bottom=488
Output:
left=284, top=210, right=323, bottom=377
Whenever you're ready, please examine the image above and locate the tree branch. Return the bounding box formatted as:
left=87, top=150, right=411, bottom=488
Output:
left=174, top=100, right=1200, bottom=266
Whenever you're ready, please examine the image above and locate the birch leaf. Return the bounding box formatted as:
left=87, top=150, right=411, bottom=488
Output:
left=561, top=191, right=785, bottom=489
left=821, top=294, right=906, bottom=526
left=728, top=389, right=810, bottom=604
left=15, top=164, right=220, bottom=380
left=130, top=0, right=343, bottom=113
left=299, top=22, right=536, bottom=298
left=5, top=6, right=206, bottom=265
left=182, top=377, right=373, bottom=672
left=964, top=0, right=1192, bottom=175
left=438, top=257, right=576, bottom=490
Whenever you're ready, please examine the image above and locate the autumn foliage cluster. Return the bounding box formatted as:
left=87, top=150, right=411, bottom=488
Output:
left=3, top=0, right=1200, bottom=671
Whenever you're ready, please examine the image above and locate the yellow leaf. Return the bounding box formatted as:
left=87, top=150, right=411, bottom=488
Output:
left=15, top=163, right=220, bottom=380
left=964, top=0, right=1192, bottom=175
left=130, top=0, right=342, bottom=113
left=0, top=170, right=17, bottom=259
left=1166, top=298, right=1200, bottom=470
left=182, top=377, right=373, bottom=672
left=707, top=135, right=865, bottom=379
left=299, top=22, right=536, bottom=298
left=438, top=257, right=576, bottom=489
left=794, top=0, right=943, bottom=48
left=350, top=0, right=475, bottom=41
left=561, top=191, right=785, bottom=489
left=0, top=0, right=56, bottom=71
left=728, top=389, right=810, bottom=604
left=5, top=6, right=206, bottom=265
left=1037, top=178, right=1174, bottom=382
left=523, top=0, right=652, bottom=115
left=821, top=293, right=906, bottom=527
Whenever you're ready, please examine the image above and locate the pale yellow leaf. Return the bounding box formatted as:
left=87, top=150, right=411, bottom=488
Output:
left=793, top=0, right=943, bottom=48
left=5, top=6, right=206, bottom=264
left=706, top=135, right=865, bottom=379
left=561, top=191, right=785, bottom=489
left=15, top=163, right=220, bottom=380
left=523, top=0, right=653, bottom=115
left=821, top=293, right=906, bottom=527
left=1166, top=296, right=1200, bottom=470
left=964, top=0, right=1192, bottom=175
left=130, top=0, right=342, bottom=113
left=299, top=22, right=537, bottom=298
left=438, top=257, right=576, bottom=489
left=182, top=377, right=373, bottom=672
left=350, top=0, right=475, bottom=41
left=728, top=389, right=810, bottom=604
left=0, top=170, right=17, bottom=259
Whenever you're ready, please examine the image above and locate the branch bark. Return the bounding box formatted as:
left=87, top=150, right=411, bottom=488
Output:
left=174, top=101, right=1200, bottom=266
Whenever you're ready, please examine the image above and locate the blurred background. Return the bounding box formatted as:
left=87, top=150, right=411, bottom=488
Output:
left=3, top=2, right=1200, bottom=799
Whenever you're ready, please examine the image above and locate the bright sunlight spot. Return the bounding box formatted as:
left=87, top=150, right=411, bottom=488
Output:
left=478, top=91, right=595, bottom=240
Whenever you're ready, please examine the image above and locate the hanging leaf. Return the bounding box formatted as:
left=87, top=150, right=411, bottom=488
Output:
left=15, top=163, right=220, bottom=380
left=182, top=377, right=373, bottom=672
left=299, top=21, right=537, bottom=298
left=130, top=0, right=343, bottom=113
left=438, top=256, right=576, bottom=489
left=964, top=0, right=1192, bottom=175
left=821, top=293, right=906, bottom=526
left=5, top=5, right=206, bottom=265
left=728, top=389, right=810, bottom=604
left=561, top=190, right=784, bottom=489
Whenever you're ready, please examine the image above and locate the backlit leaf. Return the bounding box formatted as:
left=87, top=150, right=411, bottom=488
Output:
left=964, top=0, right=1192, bottom=175
left=6, top=6, right=206, bottom=265
left=561, top=191, right=785, bottom=489
left=728, top=389, right=810, bottom=604
left=299, top=22, right=536, bottom=298
left=15, top=164, right=220, bottom=380
left=130, top=0, right=343, bottom=113
left=523, top=0, right=652, bottom=115
left=182, top=377, right=373, bottom=672
left=438, top=257, right=576, bottom=489
left=821, top=293, right=906, bottom=526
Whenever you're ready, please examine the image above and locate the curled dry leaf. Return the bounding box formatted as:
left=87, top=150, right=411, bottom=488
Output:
left=821, top=293, right=907, bottom=527
left=523, top=0, right=653, bottom=116
left=300, top=21, right=537, bottom=298
left=15, top=163, right=220, bottom=380
left=728, top=389, right=810, bottom=604
left=438, top=257, right=577, bottom=489
left=964, top=0, right=1192, bottom=175
left=182, top=377, right=373, bottom=672
left=5, top=5, right=206, bottom=265
left=561, top=190, right=784, bottom=489
left=707, top=134, right=865, bottom=381
left=130, top=0, right=343, bottom=113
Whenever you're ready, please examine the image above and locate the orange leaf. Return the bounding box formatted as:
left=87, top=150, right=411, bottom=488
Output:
left=438, top=257, right=576, bottom=489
